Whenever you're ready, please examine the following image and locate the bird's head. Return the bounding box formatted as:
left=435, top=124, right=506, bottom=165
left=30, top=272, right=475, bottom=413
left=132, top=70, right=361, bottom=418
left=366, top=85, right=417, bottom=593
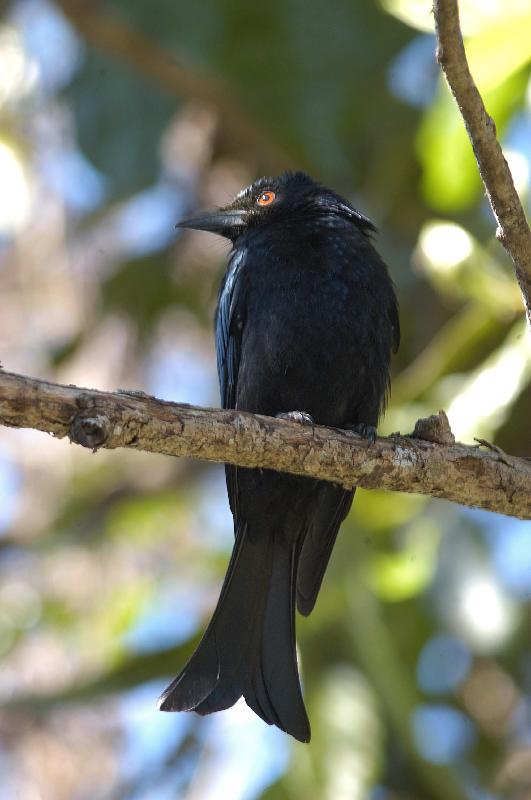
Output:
left=176, top=171, right=375, bottom=242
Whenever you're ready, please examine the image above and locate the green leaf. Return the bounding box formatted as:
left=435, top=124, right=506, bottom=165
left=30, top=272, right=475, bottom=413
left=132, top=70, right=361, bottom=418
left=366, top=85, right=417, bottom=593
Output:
left=65, top=47, right=175, bottom=198
left=368, top=517, right=440, bottom=601
left=100, top=253, right=181, bottom=336
left=417, top=72, right=527, bottom=211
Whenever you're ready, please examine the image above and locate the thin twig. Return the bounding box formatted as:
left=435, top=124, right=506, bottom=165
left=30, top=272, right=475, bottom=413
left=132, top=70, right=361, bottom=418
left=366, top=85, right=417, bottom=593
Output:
left=474, top=437, right=513, bottom=468
left=433, top=0, right=531, bottom=323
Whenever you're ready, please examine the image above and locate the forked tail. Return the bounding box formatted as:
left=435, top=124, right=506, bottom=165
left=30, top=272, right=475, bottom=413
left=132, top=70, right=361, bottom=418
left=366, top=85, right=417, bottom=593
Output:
left=159, top=523, right=310, bottom=742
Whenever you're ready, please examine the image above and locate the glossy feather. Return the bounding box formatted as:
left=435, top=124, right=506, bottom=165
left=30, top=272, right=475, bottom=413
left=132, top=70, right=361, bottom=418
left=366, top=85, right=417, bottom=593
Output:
left=160, top=171, right=398, bottom=741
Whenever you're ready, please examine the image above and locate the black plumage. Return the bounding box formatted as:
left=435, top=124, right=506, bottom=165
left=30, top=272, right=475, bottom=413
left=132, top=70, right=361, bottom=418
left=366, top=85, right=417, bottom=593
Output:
left=159, top=171, right=399, bottom=742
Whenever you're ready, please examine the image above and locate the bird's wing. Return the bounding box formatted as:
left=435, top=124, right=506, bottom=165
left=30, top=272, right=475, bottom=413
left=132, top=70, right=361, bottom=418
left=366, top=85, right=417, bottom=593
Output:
left=215, top=249, right=246, bottom=517
left=296, top=485, right=354, bottom=616
left=215, top=249, right=245, bottom=410
left=389, top=295, right=400, bottom=354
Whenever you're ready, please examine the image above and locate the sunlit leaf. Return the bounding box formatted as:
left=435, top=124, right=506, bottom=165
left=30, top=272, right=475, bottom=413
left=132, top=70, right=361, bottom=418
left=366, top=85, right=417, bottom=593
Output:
left=382, top=0, right=530, bottom=40
left=106, top=490, right=188, bottom=543
left=417, top=73, right=527, bottom=211
left=368, top=518, right=440, bottom=601
left=445, top=319, right=531, bottom=440
left=465, top=12, right=531, bottom=92
left=415, top=220, right=522, bottom=309
left=354, top=489, right=426, bottom=533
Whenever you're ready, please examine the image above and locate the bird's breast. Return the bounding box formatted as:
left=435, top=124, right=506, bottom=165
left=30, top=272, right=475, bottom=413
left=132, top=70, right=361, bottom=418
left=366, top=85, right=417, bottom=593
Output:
left=237, top=267, right=363, bottom=423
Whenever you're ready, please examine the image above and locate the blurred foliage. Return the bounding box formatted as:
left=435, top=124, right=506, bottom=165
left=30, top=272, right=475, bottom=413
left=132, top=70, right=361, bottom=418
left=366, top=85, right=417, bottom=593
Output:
left=67, top=47, right=176, bottom=198
left=0, top=0, right=530, bottom=799
left=418, top=72, right=528, bottom=211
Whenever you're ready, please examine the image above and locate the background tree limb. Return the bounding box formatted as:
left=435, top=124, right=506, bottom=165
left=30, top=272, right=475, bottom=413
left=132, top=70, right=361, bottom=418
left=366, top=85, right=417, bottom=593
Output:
left=433, top=0, right=531, bottom=322
left=1, top=370, right=529, bottom=519
left=54, top=0, right=289, bottom=171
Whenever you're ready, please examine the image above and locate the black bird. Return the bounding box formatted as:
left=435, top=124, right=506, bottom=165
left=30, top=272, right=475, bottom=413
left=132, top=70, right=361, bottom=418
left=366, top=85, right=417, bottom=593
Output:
left=159, top=171, right=399, bottom=742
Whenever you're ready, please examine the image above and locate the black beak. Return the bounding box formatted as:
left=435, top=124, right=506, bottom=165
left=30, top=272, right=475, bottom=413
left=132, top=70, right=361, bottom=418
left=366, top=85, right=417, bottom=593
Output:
left=175, top=209, right=247, bottom=239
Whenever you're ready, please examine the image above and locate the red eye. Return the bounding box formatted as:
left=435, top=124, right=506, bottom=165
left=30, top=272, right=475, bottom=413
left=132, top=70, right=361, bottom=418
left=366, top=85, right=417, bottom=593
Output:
left=257, top=190, right=276, bottom=206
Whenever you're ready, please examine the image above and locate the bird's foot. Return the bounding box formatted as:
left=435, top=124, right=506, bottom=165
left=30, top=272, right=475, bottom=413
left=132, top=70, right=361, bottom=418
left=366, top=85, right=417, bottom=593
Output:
left=276, top=411, right=315, bottom=427
left=117, top=388, right=149, bottom=398
left=345, top=422, right=377, bottom=445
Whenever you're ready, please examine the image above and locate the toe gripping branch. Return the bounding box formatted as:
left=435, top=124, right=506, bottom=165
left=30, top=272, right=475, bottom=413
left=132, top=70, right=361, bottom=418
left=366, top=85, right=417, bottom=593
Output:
left=344, top=422, right=377, bottom=445
left=275, top=411, right=315, bottom=427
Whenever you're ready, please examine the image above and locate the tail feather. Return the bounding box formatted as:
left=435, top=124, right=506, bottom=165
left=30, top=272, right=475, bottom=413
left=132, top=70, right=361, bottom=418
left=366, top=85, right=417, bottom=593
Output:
left=245, top=659, right=284, bottom=729
left=159, top=523, right=269, bottom=713
left=245, top=537, right=310, bottom=742
left=159, top=523, right=311, bottom=742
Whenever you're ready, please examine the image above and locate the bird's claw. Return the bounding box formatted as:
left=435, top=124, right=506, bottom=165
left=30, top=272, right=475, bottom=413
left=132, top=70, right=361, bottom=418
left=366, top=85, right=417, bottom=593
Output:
left=276, top=411, right=315, bottom=427
left=346, top=422, right=377, bottom=445
left=117, top=388, right=149, bottom=398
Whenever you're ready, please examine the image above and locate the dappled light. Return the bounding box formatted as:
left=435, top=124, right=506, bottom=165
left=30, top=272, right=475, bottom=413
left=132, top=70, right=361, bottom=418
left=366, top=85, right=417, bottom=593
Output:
left=0, top=141, right=30, bottom=234
left=0, top=0, right=530, bottom=798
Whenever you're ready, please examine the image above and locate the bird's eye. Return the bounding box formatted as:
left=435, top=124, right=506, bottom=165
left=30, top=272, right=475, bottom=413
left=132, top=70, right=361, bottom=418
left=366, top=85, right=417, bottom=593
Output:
left=257, top=190, right=276, bottom=206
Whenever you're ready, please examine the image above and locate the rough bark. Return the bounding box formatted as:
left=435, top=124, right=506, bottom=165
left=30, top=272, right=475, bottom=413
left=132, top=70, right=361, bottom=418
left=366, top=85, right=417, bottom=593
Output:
left=1, top=371, right=529, bottom=519
left=433, top=0, right=531, bottom=323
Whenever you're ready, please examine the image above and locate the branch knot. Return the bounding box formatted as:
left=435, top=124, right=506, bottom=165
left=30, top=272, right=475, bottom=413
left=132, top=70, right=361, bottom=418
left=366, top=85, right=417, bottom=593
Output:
left=70, top=411, right=110, bottom=449
left=411, top=410, right=455, bottom=446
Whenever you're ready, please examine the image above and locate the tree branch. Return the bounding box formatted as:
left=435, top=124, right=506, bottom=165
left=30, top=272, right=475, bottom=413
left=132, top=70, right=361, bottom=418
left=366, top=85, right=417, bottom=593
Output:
left=1, top=371, right=529, bottom=519
left=433, top=0, right=531, bottom=323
